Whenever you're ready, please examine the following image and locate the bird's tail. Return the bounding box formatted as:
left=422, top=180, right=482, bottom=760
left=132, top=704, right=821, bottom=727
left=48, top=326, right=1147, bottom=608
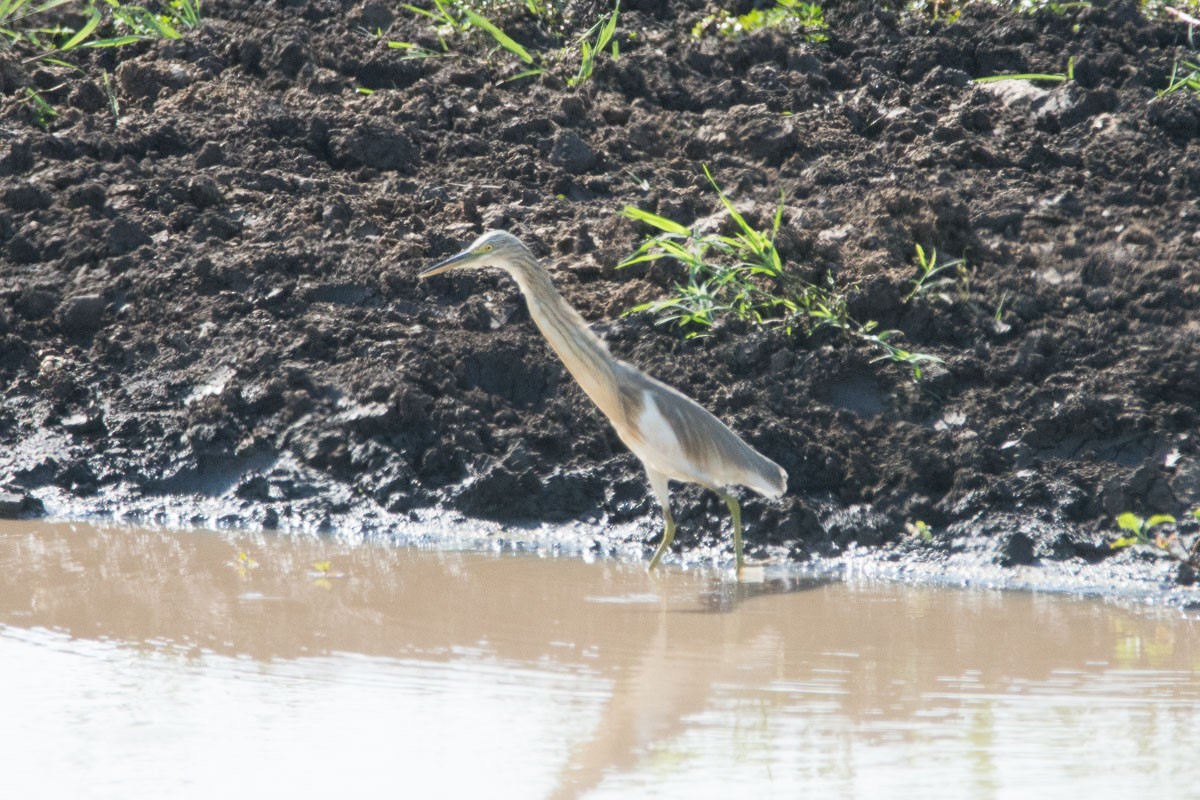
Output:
left=746, top=452, right=788, bottom=499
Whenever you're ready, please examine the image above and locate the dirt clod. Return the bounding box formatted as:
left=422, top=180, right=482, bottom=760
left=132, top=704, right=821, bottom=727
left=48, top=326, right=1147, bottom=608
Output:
left=58, top=295, right=107, bottom=336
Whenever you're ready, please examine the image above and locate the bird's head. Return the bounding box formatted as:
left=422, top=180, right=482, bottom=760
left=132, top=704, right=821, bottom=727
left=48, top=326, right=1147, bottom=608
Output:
left=419, top=230, right=531, bottom=279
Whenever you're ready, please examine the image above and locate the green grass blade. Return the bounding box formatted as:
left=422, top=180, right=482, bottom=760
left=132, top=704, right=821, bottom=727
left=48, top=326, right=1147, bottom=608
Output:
left=702, top=164, right=756, bottom=240
left=40, top=55, right=82, bottom=69
left=463, top=9, right=533, bottom=64
left=23, top=0, right=71, bottom=21
left=6, top=0, right=73, bottom=26
left=175, top=0, right=201, bottom=27
left=148, top=15, right=182, bottom=40
left=503, top=67, right=545, bottom=82
left=973, top=73, right=1067, bottom=83
left=83, top=35, right=145, bottom=48
left=431, top=0, right=460, bottom=25
left=617, top=252, right=667, bottom=268
left=387, top=40, right=445, bottom=59
left=0, top=0, right=24, bottom=24
left=58, top=7, right=99, bottom=51
left=621, top=206, right=691, bottom=236
left=654, top=239, right=695, bottom=261
left=402, top=4, right=443, bottom=21
left=596, top=2, right=619, bottom=52
left=627, top=298, right=681, bottom=313
left=1115, top=512, right=1142, bottom=534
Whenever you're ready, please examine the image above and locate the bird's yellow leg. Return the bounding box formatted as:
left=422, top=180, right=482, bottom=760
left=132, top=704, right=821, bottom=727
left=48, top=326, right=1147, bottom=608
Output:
left=720, top=492, right=744, bottom=574
left=647, top=507, right=675, bottom=571
left=645, top=468, right=674, bottom=571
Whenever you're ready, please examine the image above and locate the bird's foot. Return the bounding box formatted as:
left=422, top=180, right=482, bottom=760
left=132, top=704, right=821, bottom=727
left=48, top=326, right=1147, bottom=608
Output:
left=735, top=562, right=766, bottom=583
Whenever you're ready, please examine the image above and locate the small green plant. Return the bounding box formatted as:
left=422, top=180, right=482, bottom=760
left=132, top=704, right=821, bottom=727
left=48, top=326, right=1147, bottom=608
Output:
left=399, top=0, right=465, bottom=37
left=974, top=55, right=1075, bottom=84
left=1, top=1, right=202, bottom=64
left=1110, top=512, right=1176, bottom=550
left=624, top=168, right=650, bottom=191
left=522, top=0, right=564, bottom=24
left=993, top=291, right=1009, bottom=322
left=905, top=0, right=964, bottom=23
left=619, top=166, right=792, bottom=332
left=101, top=68, right=119, bottom=119
left=233, top=550, right=258, bottom=578
left=23, top=87, right=58, bottom=129
left=395, top=1, right=533, bottom=64
left=619, top=167, right=941, bottom=379
left=1159, top=60, right=1200, bottom=95
left=2, top=1, right=202, bottom=129
left=390, top=0, right=617, bottom=85
left=0, top=0, right=73, bottom=46
left=693, top=0, right=827, bottom=42
left=905, top=519, right=934, bottom=542
left=166, top=0, right=199, bottom=27
left=904, top=244, right=967, bottom=303
left=113, top=0, right=202, bottom=36
left=567, top=0, right=618, bottom=87
left=462, top=7, right=534, bottom=63
left=1012, top=0, right=1092, bottom=13
left=385, top=39, right=447, bottom=60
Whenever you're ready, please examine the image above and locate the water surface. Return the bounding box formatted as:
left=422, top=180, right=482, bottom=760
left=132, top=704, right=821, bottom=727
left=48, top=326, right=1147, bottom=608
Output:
left=0, top=520, right=1197, bottom=798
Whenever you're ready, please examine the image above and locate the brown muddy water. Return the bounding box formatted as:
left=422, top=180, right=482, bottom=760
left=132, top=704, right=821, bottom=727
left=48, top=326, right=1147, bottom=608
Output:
left=1, top=520, right=1198, bottom=799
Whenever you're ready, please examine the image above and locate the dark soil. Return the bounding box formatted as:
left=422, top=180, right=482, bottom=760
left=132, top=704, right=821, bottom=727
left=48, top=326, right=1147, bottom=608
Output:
left=2, top=0, right=1199, bottom=602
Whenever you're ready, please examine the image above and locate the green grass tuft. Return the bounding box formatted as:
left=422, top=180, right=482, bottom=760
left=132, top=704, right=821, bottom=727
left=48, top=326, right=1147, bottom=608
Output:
left=1159, top=60, right=1200, bottom=96
left=1110, top=512, right=1177, bottom=550
left=619, top=167, right=942, bottom=380
left=389, top=0, right=618, bottom=86
left=904, top=244, right=967, bottom=304
left=2, top=1, right=203, bottom=129
left=693, top=0, right=827, bottom=42
left=23, top=86, right=57, bottom=129
left=568, top=0, right=618, bottom=87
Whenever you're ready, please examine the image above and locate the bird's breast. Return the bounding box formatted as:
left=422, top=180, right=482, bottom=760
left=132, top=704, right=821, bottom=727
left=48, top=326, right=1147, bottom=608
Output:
left=621, top=390, right=713, bottom=485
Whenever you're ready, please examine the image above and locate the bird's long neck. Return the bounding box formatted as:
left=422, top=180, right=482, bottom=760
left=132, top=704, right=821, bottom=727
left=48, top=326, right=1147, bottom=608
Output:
left=505, top=256, right=622, bottom=419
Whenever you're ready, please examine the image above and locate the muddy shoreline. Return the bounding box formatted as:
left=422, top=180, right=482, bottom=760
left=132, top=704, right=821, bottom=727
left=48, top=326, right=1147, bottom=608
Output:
left=1, top=0, right=1198, bottom=604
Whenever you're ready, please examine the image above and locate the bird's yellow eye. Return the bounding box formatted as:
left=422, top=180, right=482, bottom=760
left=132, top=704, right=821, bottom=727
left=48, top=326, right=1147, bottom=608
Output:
left=478, top=244, right=493, bottom=253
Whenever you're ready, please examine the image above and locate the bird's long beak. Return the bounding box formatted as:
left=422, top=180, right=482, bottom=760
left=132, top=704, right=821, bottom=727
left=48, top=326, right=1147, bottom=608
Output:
left=419, top=250, right=472, bottom=279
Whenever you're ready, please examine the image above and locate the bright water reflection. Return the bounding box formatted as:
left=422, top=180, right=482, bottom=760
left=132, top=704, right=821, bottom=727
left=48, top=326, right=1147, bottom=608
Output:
left=0, top=520, right=1197, bottom=799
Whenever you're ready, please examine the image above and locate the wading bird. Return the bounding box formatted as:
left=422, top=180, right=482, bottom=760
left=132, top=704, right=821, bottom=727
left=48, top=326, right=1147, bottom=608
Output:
left=420, top=230, right=786, bottom=572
